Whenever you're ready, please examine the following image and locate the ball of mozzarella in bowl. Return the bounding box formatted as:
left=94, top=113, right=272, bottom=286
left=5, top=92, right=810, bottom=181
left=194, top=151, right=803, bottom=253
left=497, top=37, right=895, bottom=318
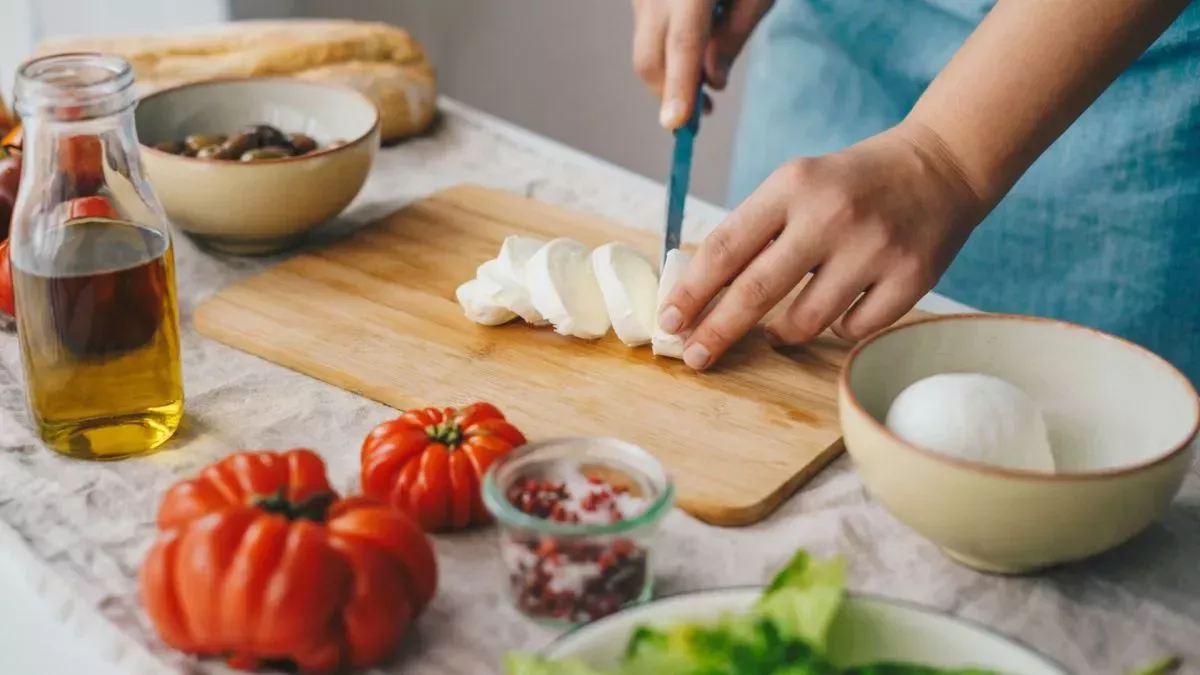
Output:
left=884, top=373, right=1057, bottom=473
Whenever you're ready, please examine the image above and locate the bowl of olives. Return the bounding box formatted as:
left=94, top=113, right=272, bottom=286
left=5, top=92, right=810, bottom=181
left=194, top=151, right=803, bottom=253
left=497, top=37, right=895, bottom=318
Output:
left=152, top=124, right=337, bottom=163
left=136, top=78, right=380, bottom=255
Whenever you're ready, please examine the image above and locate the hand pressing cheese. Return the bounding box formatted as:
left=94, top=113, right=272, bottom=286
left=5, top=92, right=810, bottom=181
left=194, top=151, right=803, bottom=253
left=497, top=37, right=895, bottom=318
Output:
left=652, top=249, right=691, bottom=359
left=885, top=373, right=1057, bottom=473
left=526, top=238, right=611, bottom=340
left=592, top=243, right=659, bottom=347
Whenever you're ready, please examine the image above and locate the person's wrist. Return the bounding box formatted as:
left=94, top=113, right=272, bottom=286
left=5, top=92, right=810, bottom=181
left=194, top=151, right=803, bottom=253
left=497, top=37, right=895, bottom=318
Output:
left=888, top=118, right=1003, bottom=221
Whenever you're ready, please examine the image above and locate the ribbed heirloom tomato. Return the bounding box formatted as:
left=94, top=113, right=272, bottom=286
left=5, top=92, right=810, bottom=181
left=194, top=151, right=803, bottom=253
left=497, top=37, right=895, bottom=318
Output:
left=139, top=449, right=437, bottom=673
left=361, top=402, right=528, bottom=532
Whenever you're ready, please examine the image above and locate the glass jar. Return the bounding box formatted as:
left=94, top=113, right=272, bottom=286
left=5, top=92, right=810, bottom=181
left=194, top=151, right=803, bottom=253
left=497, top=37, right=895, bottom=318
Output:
left=482, top=437, right=674, bottom=627
left=10, top=53, right=184, bottom=460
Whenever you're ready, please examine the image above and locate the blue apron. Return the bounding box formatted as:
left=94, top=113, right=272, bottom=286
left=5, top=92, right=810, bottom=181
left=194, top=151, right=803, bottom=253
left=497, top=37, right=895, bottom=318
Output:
left=730, top=0, right=1200, bottom=384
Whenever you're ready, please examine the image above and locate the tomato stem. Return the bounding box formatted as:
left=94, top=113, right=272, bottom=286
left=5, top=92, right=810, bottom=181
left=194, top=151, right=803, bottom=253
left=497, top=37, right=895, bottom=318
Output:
left=425, top=419, right=463, bottom=448
left=253, top=490, right=335, bottom=522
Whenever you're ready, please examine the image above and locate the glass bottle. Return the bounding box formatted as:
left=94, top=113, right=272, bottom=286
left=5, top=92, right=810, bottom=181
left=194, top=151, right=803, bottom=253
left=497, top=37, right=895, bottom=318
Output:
left=10, top=53, right=184, bottom=460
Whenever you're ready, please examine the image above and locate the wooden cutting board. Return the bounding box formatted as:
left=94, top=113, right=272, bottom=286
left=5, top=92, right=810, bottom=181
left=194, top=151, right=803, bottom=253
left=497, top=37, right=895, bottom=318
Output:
left=194, top=185, right=920, bottom=527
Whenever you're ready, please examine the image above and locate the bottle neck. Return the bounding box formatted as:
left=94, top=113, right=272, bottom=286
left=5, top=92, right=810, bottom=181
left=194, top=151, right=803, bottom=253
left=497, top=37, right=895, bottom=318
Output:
left=15, top=53, right=137, bottom=123
left=8, top=53, right=169, bottom=255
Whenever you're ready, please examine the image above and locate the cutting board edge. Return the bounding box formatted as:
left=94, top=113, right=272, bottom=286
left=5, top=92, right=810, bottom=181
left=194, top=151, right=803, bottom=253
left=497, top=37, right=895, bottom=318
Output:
left=678, top=438, right=847, bottom=527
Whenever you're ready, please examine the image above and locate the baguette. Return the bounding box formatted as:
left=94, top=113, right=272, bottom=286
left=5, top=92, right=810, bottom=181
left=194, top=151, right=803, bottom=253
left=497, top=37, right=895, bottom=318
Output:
left=35, top=19, right=437, bottom=143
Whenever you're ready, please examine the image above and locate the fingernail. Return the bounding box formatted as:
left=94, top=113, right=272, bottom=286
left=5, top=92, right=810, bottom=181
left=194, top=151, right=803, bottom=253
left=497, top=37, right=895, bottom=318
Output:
left=658, top=305, right=684, bottom=334
left=659, top=98, right=686, bottom=128
left=683, top=343, right=712, bottom=370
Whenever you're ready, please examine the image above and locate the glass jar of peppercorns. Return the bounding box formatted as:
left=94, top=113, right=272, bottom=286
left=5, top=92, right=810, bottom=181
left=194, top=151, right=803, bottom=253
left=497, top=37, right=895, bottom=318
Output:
left=482, top=437, right=674, bottom=627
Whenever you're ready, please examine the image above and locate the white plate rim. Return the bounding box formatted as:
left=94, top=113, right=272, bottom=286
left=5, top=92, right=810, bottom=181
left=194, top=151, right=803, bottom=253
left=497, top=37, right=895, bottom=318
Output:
left=541, top=586, right=1072, bottom=674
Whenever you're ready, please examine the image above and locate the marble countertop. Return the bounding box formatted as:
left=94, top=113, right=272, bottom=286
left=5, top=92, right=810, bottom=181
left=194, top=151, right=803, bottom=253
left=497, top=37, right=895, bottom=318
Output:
left=0, top=99, right=1197, bottom=675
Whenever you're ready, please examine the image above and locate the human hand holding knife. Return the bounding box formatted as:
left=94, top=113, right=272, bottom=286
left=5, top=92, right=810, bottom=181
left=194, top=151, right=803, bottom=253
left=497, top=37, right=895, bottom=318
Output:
left=658, top=0, right=730, bottom=270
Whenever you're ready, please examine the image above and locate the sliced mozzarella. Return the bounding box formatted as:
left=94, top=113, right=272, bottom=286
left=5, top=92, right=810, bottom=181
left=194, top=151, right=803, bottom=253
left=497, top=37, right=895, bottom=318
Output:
left=495, top=235, right=545, bottom=281
left=592, top=243, right=658, bottom=347
left=456, top=277, right=518, bottom=326
left=526, top=237, right=611, bottom=340
left=477, top=259, right=546, bottom=325
left=652, top=249, right=692, bottom=359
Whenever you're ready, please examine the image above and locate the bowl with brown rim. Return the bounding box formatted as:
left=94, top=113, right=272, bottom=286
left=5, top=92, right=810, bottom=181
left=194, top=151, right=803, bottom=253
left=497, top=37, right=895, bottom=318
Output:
left=838, top=313, right=1199, bottom=574
left=135, top=77, right=379, bottom=255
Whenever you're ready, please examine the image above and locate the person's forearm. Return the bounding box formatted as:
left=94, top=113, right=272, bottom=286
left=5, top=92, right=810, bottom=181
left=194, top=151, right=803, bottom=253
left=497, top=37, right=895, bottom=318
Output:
left=905, top=0, right=1191, bottom=206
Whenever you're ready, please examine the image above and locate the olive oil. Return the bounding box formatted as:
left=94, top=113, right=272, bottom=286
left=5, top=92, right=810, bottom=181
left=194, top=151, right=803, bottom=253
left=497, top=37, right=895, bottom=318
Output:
left=13, top=217, right=183, bottom=459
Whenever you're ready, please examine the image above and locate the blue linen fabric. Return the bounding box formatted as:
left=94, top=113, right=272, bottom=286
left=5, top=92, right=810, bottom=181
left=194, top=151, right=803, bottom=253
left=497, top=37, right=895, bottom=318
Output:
left=729, top=0, right=1200, bottom=384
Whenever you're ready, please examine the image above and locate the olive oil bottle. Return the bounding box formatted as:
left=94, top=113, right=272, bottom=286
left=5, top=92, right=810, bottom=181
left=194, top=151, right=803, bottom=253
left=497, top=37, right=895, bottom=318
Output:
left=10, top=54, right=184, bottom=459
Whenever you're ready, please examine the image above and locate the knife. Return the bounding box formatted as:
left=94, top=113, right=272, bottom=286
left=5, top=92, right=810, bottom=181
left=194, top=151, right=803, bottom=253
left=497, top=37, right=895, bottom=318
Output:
left=660, top=1, right=728, bottom=270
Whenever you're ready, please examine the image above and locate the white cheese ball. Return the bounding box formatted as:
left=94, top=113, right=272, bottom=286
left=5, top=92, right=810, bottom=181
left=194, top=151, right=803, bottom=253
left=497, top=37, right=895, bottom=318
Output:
left=884, top=373, right=1056, bottom=473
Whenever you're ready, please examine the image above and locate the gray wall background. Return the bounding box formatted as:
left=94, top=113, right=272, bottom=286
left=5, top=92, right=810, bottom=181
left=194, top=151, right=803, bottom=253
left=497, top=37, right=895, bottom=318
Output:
left=231, top=0, right=749, bottom=206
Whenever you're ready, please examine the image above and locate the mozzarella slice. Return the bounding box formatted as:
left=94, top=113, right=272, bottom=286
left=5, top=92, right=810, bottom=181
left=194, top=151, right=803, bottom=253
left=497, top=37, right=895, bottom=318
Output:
left=652, top=249, right=692, bottom=359
left=477, top=259, right=546, bottom=325
left=526, top=237, right=611, bottom=340
left=495, top=235, right=545, bottom=281
left=592, top=243, right=658, bottom=347
left=456, top=278, right=518, bottom=326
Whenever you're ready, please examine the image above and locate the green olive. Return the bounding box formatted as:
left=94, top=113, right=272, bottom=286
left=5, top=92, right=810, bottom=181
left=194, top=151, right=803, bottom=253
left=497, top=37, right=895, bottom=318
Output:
left=239, top=147, right=291, bottom=162
left=287, top=133, right=318, bottom=155
left=183, top=134, right=227, bottom=153
left=153, top=140, right=186, bottom=154
left=195, top=145, right=228, bottom=160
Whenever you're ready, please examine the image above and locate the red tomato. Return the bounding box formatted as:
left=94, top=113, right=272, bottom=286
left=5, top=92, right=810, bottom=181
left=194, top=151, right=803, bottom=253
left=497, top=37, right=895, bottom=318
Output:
left=0, top=239, right=12, bottom=317
left=0, top=123, right=21, bottom=151
left=141, top=449, right=438, bottom=673
left=0, top=147, right=20, bottom=240
left=65, top=195, right=119, bottom=221
left=361, top=402, right=528, bottom=531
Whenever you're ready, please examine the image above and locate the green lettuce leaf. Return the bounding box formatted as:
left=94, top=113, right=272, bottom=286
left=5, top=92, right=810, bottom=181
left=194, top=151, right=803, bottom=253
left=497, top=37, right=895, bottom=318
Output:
left=502, top=549, right=1003, bottom=675
left=755, top=549, right=847, bottom=650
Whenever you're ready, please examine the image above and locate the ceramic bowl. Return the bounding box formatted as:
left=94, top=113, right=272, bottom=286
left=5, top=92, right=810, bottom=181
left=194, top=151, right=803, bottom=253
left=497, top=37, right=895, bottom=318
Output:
left=135, top=77, right=379, bottom=255
left=544, top=588, right=1067, bottom=673
left=839, top=313, right=1199, bottom=574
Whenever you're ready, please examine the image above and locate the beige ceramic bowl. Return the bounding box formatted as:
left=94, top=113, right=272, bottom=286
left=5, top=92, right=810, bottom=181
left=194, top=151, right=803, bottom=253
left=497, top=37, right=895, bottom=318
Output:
left=135, top=78, right=379, bottom=255
left=839, top=313, right=1198, bottom=575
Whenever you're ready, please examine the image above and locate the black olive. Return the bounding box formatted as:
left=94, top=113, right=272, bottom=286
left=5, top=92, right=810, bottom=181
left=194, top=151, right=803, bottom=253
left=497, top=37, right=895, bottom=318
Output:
left=240, top=124, right=288, bottom=148
left=287, top=133, right=318, bottom=155
left=220, top=132, right=258, bottom=159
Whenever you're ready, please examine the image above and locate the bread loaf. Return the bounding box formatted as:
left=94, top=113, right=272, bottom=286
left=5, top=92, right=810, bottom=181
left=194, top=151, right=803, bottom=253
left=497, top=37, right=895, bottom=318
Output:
left=34, top=19, right=437, bottom=143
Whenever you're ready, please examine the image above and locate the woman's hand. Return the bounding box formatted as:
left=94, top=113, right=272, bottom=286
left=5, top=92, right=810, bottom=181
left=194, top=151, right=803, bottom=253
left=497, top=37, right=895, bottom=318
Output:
left=658, top=122, right=992, bottom=370
left=632, top=0, right=775, bottom=128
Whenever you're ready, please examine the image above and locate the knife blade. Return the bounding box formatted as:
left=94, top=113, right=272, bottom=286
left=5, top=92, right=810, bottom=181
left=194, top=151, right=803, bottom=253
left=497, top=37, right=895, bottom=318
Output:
left=660, top=100, right=701, bottom=269
left=660, top=1, right=728, bottom=270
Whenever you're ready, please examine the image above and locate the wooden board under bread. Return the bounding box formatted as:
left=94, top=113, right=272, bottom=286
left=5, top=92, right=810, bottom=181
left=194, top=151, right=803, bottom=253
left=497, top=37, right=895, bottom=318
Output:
left=194, top=185, right=927, bottom=527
